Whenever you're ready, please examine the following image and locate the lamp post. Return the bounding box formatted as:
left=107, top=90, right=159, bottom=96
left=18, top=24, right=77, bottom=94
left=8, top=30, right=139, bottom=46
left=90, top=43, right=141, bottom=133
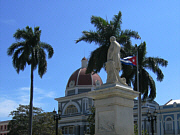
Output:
left=53, top=108, right=62, bottom=135
left=147, top=109, right=157, bottom=135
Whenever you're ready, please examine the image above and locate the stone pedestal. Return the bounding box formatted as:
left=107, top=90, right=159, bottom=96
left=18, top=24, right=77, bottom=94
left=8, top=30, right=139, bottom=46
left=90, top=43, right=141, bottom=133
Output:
left=88, top=83, right=139, bottom=135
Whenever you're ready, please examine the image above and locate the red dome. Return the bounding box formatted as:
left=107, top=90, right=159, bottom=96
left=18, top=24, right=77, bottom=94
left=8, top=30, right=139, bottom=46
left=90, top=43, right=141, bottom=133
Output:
left=66, top=68, right=103, bottom=88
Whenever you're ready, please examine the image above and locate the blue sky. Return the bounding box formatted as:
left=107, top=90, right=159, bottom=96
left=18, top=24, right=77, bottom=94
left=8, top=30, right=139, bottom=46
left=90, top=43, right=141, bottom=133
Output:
left=0, top=1, right=179, bottom=121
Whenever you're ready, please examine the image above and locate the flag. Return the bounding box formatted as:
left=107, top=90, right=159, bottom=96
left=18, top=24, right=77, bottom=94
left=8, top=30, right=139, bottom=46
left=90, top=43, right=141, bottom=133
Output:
left=121, top=56, right=137, bottom=66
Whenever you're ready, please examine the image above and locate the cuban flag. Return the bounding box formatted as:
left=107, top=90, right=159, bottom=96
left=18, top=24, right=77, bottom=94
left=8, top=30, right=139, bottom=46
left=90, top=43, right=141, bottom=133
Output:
left=121, top=56, right=137, bottom=66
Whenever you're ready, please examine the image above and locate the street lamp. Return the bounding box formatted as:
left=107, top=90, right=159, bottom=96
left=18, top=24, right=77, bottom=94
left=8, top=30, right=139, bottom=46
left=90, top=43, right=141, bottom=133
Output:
left=147, top=109, right=157, bottom=135
left=53, top=108, right=62, bottom=135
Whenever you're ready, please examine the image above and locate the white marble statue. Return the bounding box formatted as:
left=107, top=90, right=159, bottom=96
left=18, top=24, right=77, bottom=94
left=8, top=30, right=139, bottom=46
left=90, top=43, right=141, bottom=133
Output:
left=106, top=36, right=126, bottom=85
left=107, top=36, right=122, bottom=71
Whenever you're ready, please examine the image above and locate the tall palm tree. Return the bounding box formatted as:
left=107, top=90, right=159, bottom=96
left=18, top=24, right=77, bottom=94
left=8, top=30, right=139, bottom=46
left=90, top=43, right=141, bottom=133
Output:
left=7, top=26, right=54, bottom=135
left=76, top=11, right=140, bottom=73
left=121, top=42, right=168, bottom=100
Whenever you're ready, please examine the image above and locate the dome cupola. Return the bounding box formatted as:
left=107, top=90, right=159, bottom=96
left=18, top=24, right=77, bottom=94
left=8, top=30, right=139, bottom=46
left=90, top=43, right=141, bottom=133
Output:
left=66, top=57, right=103, bottom=96
left=81, top=57, right=88, bottom=68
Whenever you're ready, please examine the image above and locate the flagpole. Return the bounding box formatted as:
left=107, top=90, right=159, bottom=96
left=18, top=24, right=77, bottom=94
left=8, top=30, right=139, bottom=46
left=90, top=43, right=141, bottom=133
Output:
left=136, top=45, right=142, bottom=135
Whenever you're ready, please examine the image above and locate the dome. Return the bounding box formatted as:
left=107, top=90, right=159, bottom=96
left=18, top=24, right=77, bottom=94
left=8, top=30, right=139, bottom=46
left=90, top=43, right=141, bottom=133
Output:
left=66, top=57, right=103, bottom=89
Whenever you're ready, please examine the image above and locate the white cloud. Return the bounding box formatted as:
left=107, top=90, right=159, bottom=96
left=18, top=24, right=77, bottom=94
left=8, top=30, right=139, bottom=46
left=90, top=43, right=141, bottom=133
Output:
left=34, top=88, right=56, bottom=98
left=0, top=98, right=18, bottom=120
left=19, top=87, right=56, bottom=98
left=45, top=91, right=56, bottom=98
left=20, top=87, right=30, bottom=91
left=18, top=95, right=29, bottom=105
left=0, top=87, right=56, bottom=121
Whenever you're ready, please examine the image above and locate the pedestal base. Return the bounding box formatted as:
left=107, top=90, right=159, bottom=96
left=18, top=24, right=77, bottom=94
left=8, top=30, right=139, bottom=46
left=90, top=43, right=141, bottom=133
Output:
left=89, top=83, right=139, bottom=135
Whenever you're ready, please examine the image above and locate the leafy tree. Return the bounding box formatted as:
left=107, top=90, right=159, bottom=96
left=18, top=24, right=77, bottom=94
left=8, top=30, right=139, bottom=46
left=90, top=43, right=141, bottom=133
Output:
left=8, top=105, right=62, bottom=135
left=7, top=26, right=54, bottom=135
left=8, top=105, right=42, bottom=135
left=86, top=106, right=95, bottom=135
left=76, top=11, right=140, bottom=74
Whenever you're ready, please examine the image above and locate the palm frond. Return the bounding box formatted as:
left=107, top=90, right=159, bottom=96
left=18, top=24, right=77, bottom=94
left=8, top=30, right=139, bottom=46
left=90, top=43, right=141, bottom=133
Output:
left=139, top=68, right=156, bottom=100
left=138, top=42, right=147, bottom=65
left=34, top=26, right=41, bottom=42
left=140, top=68, right=149, bottom=94
left=118, top=34, right=128, bottom=45
left=146, top=57, right=168, bottom=67
left=147, top=73, right=156, bottom=99
left=112, top=11, right=122, bottom=33
left=121, top=30, right=141, bottom=39
left=40, top=42, right=54, bottom=58
left=144, top=57, right=167, bottom=81
left=18, top=51, right=28, bottom=71
left=12, top=47, right=27, bottom=73
left=86, top=45, right=108, bottom=73
left=13, top=26, right=33, bottom=41
left=38, top=48, right=47, bottom=78
left=91, top=16, right=108, bottom=32
left=7, top=42, right=26, bottom=56
left=76, top=31, right=102, bottom=45
left=13, top=29, right=27, bottom=40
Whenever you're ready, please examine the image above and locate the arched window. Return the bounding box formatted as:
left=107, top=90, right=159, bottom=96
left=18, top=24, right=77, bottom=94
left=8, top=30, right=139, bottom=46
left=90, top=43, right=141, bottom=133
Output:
left=64, top=105, right=78, bottom=115
left=82, top=98, right=89, bottom=113
left=165, top=117, right=173, bottom=134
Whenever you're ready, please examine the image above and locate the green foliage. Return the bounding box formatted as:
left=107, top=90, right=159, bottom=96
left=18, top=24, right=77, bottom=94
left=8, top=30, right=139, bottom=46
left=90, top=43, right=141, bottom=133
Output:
left=86, top=106, right=95, bottom=135
left=8, top=105, right=62, bottom=135
left=134, top=124, right=148, bottom=135
left=7, top=26, right=54, bottom=78
left=134, top=124, right=138, bottom=135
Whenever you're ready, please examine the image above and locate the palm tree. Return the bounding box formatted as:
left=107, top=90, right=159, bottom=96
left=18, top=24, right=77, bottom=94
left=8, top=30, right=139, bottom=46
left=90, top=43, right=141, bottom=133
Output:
left=121, top=42, right=168, bottom=100
left=76, top=11, right=168, bottom=100
left=7, top=26, right=54, bottom=135
left=76, top=11, right=141, bottom=73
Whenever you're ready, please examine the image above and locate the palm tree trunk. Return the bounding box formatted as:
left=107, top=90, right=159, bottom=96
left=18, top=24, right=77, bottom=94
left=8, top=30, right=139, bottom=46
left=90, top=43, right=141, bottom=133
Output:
left=29, top=64, right=34, bottom=135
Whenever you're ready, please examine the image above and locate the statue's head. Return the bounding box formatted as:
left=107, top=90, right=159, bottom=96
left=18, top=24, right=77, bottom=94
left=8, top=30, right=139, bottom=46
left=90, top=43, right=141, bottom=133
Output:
left=110, top=36, right=116, bottom=42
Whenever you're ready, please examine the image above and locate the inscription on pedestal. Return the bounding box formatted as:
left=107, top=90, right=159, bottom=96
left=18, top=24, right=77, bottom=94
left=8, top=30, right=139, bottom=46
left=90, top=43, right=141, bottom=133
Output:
left=98, top=111, right=115, bottom=132
left=89, top=83, right=139, bottom=135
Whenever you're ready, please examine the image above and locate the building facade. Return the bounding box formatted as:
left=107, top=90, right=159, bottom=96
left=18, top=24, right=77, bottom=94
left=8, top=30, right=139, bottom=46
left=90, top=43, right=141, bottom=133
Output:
left=0, top=120, right=10, bottom=135
left=55, top=57, right=103, bottom=135
left=55, top=57, right=180, bottom=135
left=157, top=99, right=180, bottom=135
left=133, top=99, right=159, bottom=134
left=133, top=99, right=180, bottom=135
